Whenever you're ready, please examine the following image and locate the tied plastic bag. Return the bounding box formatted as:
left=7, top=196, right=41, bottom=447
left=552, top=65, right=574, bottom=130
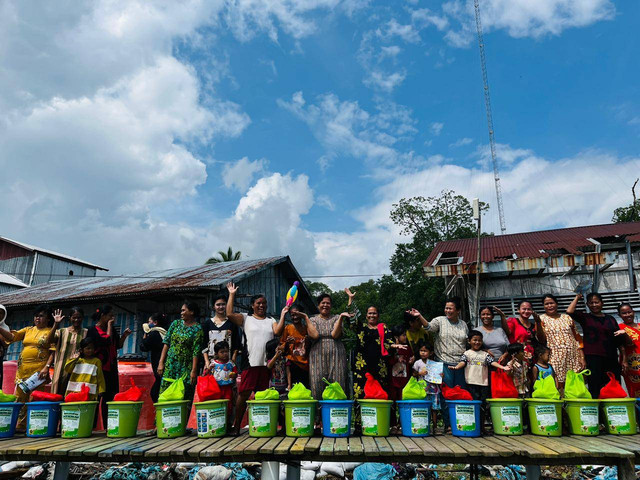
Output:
left=158, top=374, right=186, bottom=403
left=65, top=383, right=90, bottom=403
left=288, top=382, right=313, bottom=400
left=255, top=388, right=280, bottom=400
left=599, top=372, right=628, bottom=399
left=322, top=378, right=347, bottom=400
left=442, top=384, right=473, bottom=400
left=197, top=375, right=222, bottom=402
left=113, top=378, right=144, bottom=402
left=0, top=390, right=16, bottom=403
left=531, top=374, right=560, bottom=400
left=564, top=370, right=592, bottom=399
left=402, top=377, right=427, bottom=400
left=363, top=373, right=388, bottom=400
left=491, top=370, right=519, bottom=398
left=31, top=391, right=63, bottom=402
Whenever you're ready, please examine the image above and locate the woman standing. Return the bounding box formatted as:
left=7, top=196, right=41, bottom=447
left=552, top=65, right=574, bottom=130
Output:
left=225, top=282, right=285, bottom=435
left=141, top=313, right=168, bottom=403
left=477, top=306, right=509, bottom=360
left=617, top=303, right=640, bottom=397
left=306, top=293, right=352, bottom=400
left=157, top=302, right=203, bottom=402
left=567, top=293, right=625, bottom=398
left=87, top=305, right=131, bottom=428
left=495, top=302, right=542, bottom=362
left=202, top=295, right=241, bottom=373
left=47, top=306, right=88, bottom=394
left=0, top=305, right=56, bottom=430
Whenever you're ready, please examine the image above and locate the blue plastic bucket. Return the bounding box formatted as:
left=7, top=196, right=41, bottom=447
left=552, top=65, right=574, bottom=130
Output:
left=320, top=400, right=353, bottom=437
left=447, top=400, right=482, bottom=437
left=397, top=400, right=432, bottom=437
left=26, top=402, right=61, bottom=438
left=0, top=403, right=23, bottom=438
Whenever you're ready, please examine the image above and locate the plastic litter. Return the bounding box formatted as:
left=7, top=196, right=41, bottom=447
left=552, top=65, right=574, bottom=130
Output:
left=353, top=463, right=396, bottom=480
left=194, top=466, right=231, bottom=480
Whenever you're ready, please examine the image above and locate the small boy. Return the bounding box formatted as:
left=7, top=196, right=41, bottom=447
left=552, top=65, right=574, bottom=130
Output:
left=211, top=341, right=237, bottom=414
left=506, top=343, right=529, bottom=398
left=266, top=338, right=288, bottom=394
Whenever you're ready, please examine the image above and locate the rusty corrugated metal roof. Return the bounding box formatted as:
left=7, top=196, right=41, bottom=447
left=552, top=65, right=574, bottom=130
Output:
left=0, top=257, right=287, bottom=307
left=424, top=222, right=640, bottom=267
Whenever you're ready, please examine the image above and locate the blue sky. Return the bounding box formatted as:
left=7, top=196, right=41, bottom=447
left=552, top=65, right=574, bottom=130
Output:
left=1, top=0, right=639, bottom=287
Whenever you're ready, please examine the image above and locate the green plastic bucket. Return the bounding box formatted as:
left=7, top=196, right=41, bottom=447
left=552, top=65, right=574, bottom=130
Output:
left=247, top=400, right=280, bottom=437
left=154, top=400, right=190, bottom=438
left=487, top=398, right=523, bottom=436
left=106, top=401, right=143, bottom=438
left=60, top=401, right=98, bottom=438
left=195, top=400, right=229, bottom=438
left=358, top=399, right=392, bottom=437
left=284, top=400, right=317, bottom=437
left=526, top=398, right=563, bottom=436
left=565, top=399, right=600, bottom=436
left=601, top=398, right=637, bottom=435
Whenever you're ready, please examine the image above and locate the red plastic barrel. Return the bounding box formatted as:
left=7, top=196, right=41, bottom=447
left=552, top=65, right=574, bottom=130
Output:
left=2, top=361, right=17, bottom=394
left=118, top=361, right=156, bottom=431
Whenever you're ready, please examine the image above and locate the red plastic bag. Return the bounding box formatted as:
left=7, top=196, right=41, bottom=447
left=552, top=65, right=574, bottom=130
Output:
left=65, top=384, right=90, bottom=402
left=113, top=378, right=144, bottom=402
left=196, top=375, right=222, bottom=402
left=491, top=370, right=519, bottom=398
left=31, top=391, right=63, bottom=402
left=599, top=372, right=628, bottom=399
left=442, top=384, right=473, bottom=400
left=364, top=373, right=388, bottom=400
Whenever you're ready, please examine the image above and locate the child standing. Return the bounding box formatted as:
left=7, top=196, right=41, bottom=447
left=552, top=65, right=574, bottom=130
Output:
left=506, top=343, right=529, bottom=397
left=281, top=305, right=310, bottom=389
left=389, top=325, right=414, bottom=431
left=64, top=337, right=106, bottom=402
left=211, top=341, right=237, bottom=416
left=532, top=345, right=556, bottom=383
left=413, top=340, right=443, bottom=432
left=266, top=338, right=288, bottom=394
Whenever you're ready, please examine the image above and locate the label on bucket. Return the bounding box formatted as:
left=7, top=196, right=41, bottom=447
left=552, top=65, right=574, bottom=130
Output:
left=107, top=409, right=120, bottom=435
left=499, top=406, right=522, bottom=434
left=197, top=407, right=226, bottom=436
left=291, top=407, right=312, bottom=435
left=251, top=405, right=272, bottom=433
left=329, top=408, right=349, bottom=435
left=161, top=407, right=183, bottom=436
left=410, top=408, right=429, bottom=435
left=454, top=404, right=476, bottom=432
left=534, top=405, right=559, bottom=433
left=606, top=405, right=631, bottom=433
left=28, top=410, right=49, bottom=436
left=0, top=408, right=12, bottom=432
left=579, top=406, right=599, bottom=434
left=361, top=406, right=378, bottom=435
left=62, top=410, right=80, bottom=436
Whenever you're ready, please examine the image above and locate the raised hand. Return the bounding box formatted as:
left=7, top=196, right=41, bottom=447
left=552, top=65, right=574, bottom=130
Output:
left=227, top=282, right=238, bottom=295
left=345, top=288, right=356, bottom=300
left=123, top=328, right=132, bottom=338
left=406, top=308, right=421, bottom=318
left=53, top=309, right=65, bottom=324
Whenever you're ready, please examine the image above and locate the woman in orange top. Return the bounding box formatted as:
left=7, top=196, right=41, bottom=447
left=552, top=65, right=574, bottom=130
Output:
left=280, top=305, right=310, bottom=389
left=618, top=303, right=640, bottom=397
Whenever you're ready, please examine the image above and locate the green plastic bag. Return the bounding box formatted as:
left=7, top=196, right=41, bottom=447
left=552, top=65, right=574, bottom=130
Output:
left=322, top=378, right=347, bottom=400
left=564, top=370, right=592, bottom=399
left=402, top=377, right=427, bottom=400
left=288, top=382, right=313, bottom=400
left=531, top=374, right=560, bottom=400
left=255, top=388, right=280, bottom=400
left=158, top=374, right=186, bottom=403
left=0, top=390, right=16, bottom=403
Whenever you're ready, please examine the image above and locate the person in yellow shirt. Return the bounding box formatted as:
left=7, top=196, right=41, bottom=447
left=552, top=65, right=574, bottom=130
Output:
left=64, top=337, right=106, bottom=402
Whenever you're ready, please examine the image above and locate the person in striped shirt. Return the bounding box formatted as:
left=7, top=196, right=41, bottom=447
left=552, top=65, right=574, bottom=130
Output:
left=64, top=337, right=106, bottom=401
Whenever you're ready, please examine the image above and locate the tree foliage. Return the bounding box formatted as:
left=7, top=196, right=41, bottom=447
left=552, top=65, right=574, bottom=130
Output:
left=205, top=247, right=241, bottom=264
left=612, top=179, right=640, bottom=223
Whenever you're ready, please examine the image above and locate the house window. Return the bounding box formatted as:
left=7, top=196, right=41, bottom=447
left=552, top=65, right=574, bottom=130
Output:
left=437, top=251, right=461, bottom=266
left=69, top=270, right=74, bottom=276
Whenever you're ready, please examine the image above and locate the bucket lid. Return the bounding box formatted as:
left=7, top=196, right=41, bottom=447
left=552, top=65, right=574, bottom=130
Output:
left=195, top=399, right=230, bottom=406
left=153, top=400, right=190, bottom=407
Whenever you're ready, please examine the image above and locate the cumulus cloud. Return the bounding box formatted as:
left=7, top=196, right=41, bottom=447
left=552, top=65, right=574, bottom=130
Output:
left=430, top=122, right=444, bottom=136
left=223, top=157, right=268, bottom=192
left=450, top=137, right=473, bottom=147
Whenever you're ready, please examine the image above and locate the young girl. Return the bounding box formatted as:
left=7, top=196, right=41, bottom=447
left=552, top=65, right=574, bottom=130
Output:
left=64, top=337, right=106, bottom=402
left=390, top=325, right=414, bottom=399
left=532, top=345, right=556, bottom=383
left=266, top=338, right=288, bottom=394
left=506, top=342, right=529, bottom=397
left=413, top=340, right=442, bottom=432
left=211, top=341, right=237, bottom=417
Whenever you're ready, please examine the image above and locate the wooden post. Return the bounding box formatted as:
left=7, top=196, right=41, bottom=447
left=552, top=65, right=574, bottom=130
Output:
left=617, top=458, right=635, bottom=480
left=473, top=199, right=481, bottom=326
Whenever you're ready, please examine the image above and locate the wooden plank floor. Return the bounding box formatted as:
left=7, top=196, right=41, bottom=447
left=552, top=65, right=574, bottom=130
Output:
left=0, top=434, right=638, bottom=466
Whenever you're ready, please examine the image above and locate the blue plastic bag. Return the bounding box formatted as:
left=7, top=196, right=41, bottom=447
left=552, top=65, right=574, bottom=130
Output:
left=353, top=463, right=396, bottom=480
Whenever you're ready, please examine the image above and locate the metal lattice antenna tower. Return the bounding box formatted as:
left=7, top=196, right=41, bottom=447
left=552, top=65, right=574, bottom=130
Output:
left=473, top=0, right=507, bottom=234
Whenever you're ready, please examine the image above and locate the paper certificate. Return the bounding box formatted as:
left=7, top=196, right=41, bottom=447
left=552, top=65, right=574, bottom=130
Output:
left=425, top=360, right=444, bottom=384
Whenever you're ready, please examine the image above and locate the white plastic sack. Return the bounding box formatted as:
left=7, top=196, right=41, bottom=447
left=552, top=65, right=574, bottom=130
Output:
left=342, top=463, right=362, bottom=472
left=301, top=462, right=322, bottom=471
left=195, top=466, right=232, bottom=480
left=318, top=462, right=344, bottom=478
left=301, top=469, right=316, bottom=480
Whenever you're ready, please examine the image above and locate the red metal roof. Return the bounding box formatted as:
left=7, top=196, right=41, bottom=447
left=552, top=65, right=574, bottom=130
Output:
left=424, top=222, right=640, bottom=267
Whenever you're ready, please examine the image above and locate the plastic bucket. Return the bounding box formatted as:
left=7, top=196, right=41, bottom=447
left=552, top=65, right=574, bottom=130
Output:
left=195, top=400, right=229, bottom=438
left=154, top=400, right=190, bottom=438
left=526, top=398, right=563, bottom=436
left=106, top=401, right=143, bottom=438
left=0, top=403, right=23, bottom=438
left=358, top=399, right=392, bottom=437
left=601, top=398, right=637, bottom=435
left=487, top=398, right=523, bottom=436
left=247, top=400, right=280, bottom=437
left=565, top=399, right=600, bottom=436
left=397, top=400, right=432, bottom=437
left=320, top=400, right=353, bottom=438
left=448, top=400, right=482, bottom=437
left=284, top=400, right=317, bottom=437
left=26, top=402, right=61, bottom=438
left=61, top=401, right=98, bottom=438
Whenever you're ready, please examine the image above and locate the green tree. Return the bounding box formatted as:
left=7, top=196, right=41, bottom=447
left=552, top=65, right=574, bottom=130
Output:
left=612, top=179, right=640, bottom=223
left=205, top=247, right=241, bottom=264
left=304, top=281, right=332, bottom=298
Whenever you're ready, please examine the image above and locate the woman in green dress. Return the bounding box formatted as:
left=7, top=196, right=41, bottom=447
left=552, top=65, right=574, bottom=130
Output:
left=157, top=301, right=204, bottom=401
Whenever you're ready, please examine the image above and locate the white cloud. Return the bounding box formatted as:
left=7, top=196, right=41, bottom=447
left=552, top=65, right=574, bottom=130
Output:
left=317, top=195, right=336, bottom=211
left=411, top=8, right=449, bottom=31
left=450, top=137, right=473, bottom=147
left=363, top=70, right=407, bottom=92
left=430, top=122, right=444, bottom=136
left=377, top=18, right=421, bottom=43
left=223, top=157, right=268, bottom=192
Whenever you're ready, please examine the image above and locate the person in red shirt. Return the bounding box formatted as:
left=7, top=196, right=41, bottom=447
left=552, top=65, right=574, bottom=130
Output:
left=389, top=325, right=414, bottom=430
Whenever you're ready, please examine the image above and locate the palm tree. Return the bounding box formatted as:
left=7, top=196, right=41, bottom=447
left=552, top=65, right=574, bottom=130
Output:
left=205, top=247, right=242, bottom=264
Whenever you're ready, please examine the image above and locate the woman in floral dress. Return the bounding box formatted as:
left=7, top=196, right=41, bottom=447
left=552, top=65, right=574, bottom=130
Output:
left=617, top=303, right=640, bottom=397
left=157, top=301, right=204, bottom=401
